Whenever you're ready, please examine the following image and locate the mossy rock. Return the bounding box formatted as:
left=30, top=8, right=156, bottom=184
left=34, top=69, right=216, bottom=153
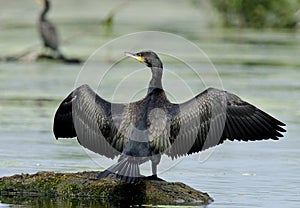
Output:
left=0, top=171, right=213, bottom=206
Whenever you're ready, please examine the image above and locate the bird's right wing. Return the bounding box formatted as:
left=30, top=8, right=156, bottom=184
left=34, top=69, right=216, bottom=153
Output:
left=53, top=84, right=125, bottom=159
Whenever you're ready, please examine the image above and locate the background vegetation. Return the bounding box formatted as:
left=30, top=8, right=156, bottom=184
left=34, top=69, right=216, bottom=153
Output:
left=211, top=0, right=300, bottom=28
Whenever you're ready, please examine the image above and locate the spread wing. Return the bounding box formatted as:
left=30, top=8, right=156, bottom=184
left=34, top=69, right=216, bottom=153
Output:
left=167, top=88, right=286, bottom=158
left=53, top=84, right=126, bottom=159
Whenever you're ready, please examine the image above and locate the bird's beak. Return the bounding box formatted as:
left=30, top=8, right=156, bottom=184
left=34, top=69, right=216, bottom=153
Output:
left=36, top=0, right=44, bottom=5
left=125, top=52, right=143, bottom=63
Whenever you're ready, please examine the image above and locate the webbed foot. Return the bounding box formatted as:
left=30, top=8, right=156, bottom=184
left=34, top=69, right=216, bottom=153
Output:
left=143, top=174, right=165, bottom=181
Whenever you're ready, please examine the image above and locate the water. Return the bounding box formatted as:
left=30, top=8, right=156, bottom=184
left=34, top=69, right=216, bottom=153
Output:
left=1, top=0, right=300, bottom=207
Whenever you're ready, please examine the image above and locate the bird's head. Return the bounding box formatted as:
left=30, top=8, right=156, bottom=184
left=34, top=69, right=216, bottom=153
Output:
left=125, top=50, right=163, bottom=69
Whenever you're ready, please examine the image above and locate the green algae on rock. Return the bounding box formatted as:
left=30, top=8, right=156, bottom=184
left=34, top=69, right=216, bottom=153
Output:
left=0, top=171, right=213, bottom=206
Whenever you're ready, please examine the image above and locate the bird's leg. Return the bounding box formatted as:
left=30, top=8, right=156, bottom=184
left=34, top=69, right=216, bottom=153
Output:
left=144, top=154, right=164, bottom=181
left=152, top=159, right=158, bottom=177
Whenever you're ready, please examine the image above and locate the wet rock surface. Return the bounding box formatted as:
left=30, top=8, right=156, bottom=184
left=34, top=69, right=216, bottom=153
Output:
left=0, top=171, right=213, bottom=206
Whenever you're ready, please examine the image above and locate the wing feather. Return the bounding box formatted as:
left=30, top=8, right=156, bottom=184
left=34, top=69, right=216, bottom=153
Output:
left=53, top=84, right=126, bottom=158
left=168, top=88, right=286, bottom=158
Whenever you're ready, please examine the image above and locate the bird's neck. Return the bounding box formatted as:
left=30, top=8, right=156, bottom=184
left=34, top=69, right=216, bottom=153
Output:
left=148, top=67, right=163, bottom=94
left=40, top=0, right=50, bottom=21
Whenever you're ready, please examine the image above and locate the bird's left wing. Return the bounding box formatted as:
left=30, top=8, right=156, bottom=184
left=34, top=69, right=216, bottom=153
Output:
left=53, top=84, right=126, bottom=159
left=167, top=88, right=286, bottom=158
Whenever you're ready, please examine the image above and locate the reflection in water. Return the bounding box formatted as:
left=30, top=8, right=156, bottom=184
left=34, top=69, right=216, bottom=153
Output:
left=0, top=197, right=108, bottom=208
left=0, top=196, right=208, bottom=208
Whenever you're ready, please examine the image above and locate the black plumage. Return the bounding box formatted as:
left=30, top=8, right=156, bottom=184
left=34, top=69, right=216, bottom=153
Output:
left=38, top=0, right=64, bottom=58
left=53, top=50, right=285, bottom=183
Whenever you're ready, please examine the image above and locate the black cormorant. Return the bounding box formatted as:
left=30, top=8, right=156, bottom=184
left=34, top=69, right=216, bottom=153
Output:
left=53, top=50, right=285, bottom=183
left=38, top=0, right=64, bottom=58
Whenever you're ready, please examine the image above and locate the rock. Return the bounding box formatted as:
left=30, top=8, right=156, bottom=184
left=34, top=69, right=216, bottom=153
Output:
left=36, top=54, right=82, bottom=64
left=0, top=171, right=213, bottom=206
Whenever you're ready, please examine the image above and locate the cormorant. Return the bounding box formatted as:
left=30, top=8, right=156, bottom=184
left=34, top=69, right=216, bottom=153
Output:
left=38, top=0, right=64, bottom=58
left=53, top=50, right=285, bottom=183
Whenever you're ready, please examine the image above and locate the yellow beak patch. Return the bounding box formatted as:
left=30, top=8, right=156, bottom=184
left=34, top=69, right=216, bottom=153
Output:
left=136, top=56, right=143, bottom=62
left=124, top=52, right=143, bottom=63
left=37, top=0, right=44, bottom=4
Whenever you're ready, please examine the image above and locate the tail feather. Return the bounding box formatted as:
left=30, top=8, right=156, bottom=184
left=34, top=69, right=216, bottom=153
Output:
left=97, top=170, right=112, bottom=179
left=97, top=158, right=141, bottom=184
